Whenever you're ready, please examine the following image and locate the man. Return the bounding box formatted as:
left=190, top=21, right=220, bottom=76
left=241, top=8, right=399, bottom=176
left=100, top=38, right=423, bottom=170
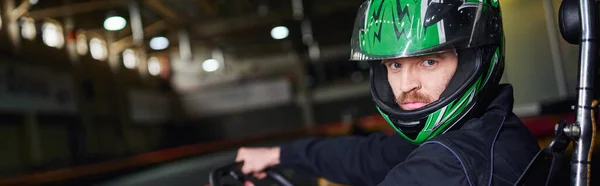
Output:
left=236, top=0, right=540, bottom=185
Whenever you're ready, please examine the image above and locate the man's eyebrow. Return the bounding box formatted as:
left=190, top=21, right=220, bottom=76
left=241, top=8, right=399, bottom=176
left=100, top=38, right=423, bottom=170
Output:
left=431, top=53, right=445, bottom=59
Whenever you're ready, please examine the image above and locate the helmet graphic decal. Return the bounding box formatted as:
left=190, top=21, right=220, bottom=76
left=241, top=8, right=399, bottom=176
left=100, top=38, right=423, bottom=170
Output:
left=360, top=0, right=443, bottom=56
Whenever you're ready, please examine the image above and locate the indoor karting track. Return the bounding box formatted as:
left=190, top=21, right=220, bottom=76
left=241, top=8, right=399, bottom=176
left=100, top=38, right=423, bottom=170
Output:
left=1, top=112, right=599, bottom=186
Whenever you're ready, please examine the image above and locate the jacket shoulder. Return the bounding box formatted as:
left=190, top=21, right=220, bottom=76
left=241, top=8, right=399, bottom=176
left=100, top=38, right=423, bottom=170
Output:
left=432, top=113, right=539, bottom=186
left=377, top=141, right=471, bottom=186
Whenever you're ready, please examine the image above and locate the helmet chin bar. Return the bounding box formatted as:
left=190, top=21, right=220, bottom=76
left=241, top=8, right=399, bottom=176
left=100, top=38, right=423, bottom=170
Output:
left=395, top=120, right=420, bottom=126
left=394, top=118, right=424, bottom=138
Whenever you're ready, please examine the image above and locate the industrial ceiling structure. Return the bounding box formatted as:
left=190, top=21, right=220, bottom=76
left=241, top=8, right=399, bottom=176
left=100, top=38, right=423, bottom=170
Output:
left=8, top=0, right=365, bottom=91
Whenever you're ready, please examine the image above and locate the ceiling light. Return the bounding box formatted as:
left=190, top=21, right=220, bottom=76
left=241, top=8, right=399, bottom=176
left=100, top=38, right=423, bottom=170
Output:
left=149, top=36, right=169, bottom=50
left=202, top=59, right=220, bottom=72
left=270, top=26, right=289, bottom=40
left=103, top=16, right=127, bottom=31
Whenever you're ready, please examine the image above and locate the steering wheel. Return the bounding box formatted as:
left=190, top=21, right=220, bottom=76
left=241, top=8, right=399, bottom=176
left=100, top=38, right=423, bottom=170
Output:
left=208, top=162, right=294, bottom=186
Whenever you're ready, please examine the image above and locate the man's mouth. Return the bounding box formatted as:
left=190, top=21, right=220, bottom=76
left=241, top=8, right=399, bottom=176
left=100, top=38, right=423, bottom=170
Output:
left=401, top=101, right=428, bottom=110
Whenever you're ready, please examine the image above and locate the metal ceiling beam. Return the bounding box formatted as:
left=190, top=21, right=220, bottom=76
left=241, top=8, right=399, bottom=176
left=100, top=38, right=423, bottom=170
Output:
left=192, top=1, right=360, bottom=40
left=193, top=11, right=288, bottom=40
left=142, top=0, right=187, bottom=25
left=24, top=0, right=127, bottom=20
left=196, top=0, right=217, bottom=17
left=143, top=19, right=170, bottom=34
left=208, top=12, right=353, bottom=49
left=226, top=42, right=294, bottom=57
left=110, top=20, right=169, bottom=53
left=11, top=0, right=32, bottom=19
left=229, top=42, right=349, bottom=62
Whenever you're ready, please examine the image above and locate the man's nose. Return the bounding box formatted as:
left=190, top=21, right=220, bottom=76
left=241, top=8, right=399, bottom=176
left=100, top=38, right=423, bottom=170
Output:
left=399, top=69, right=420, bottom=93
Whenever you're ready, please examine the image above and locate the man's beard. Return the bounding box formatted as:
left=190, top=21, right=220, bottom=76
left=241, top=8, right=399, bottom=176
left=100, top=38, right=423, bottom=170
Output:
left=395, top=91, right=433, bottom=106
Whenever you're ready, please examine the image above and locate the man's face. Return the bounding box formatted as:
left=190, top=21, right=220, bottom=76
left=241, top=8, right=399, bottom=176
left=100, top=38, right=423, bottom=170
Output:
left=382, top=50, right=458, bottom=110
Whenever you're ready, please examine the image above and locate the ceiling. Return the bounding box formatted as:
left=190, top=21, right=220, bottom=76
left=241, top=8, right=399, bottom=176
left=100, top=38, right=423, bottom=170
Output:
left=14, top=0, right=366, bottom=91
left=23, top=0, right=363, bottom=59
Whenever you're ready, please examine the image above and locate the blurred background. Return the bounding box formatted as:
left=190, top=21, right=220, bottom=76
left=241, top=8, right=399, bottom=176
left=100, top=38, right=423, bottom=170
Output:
left=0, top=0, right=597, bottom=185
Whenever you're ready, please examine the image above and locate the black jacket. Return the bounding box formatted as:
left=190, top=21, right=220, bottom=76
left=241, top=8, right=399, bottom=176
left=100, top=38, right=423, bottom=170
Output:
left=279, top=84, right=540, bottom=186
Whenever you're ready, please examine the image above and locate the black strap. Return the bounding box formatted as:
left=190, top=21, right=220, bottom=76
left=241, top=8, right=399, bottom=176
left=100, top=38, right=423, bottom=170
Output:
left=513, top=120, right=571, bottom=186
left=546, top=152, right=564, bottom=185
left=512, top=144, right=566, bottom=186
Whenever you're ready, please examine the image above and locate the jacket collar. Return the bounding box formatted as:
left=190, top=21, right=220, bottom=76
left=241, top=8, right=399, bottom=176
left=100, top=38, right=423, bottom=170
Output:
left=431, top=84, right=517, bottom=185
left=482, top=83, right=514, bottom=117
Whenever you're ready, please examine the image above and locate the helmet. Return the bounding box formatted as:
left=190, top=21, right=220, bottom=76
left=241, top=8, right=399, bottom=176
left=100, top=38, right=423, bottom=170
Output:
left=350, top=0, right=505, bottom=144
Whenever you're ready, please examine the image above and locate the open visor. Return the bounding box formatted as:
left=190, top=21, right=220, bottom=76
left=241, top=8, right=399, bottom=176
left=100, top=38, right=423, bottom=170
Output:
left=349, top=0, right=500, bottom=61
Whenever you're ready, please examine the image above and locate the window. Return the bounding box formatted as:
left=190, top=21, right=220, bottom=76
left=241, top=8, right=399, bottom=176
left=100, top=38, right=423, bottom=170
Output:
left=89, top=37, right=107, bottom=61
left=42, top=22, right=64, bottom=48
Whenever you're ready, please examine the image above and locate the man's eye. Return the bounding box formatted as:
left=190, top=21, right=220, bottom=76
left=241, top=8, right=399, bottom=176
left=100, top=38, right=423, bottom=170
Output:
left=390, top=62, right=401, bottom=69
left=423, top=60, right=437, bottom=67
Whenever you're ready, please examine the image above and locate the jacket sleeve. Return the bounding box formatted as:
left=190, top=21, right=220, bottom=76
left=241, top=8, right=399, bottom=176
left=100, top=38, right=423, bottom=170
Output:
left=278, top=132, right=417, bottom=186
left=376, top=141, right=470, bottom=186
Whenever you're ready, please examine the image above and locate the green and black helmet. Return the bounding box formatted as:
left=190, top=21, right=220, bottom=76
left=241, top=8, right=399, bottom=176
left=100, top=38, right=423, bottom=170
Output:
left=350, top=0, right=505, bottom=144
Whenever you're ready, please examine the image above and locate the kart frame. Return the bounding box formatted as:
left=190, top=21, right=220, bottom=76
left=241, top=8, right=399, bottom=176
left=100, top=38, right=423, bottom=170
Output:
left=563, top=0, right=598, bottom=185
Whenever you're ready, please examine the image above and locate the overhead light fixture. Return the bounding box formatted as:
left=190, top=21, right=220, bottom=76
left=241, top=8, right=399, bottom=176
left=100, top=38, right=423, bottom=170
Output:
left=270, top=26, right=289, bottom=40
left=29, top=0, right=39, bottom=5
left=149, top=36, right=169, bottom=50
left=202, top=59, right=220, bottom=72
left=103, top=15, right=127, bottom=31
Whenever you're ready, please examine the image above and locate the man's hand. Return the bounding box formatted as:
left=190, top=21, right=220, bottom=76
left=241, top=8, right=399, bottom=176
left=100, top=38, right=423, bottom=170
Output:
left=235, top=147, right=281, bottom=179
